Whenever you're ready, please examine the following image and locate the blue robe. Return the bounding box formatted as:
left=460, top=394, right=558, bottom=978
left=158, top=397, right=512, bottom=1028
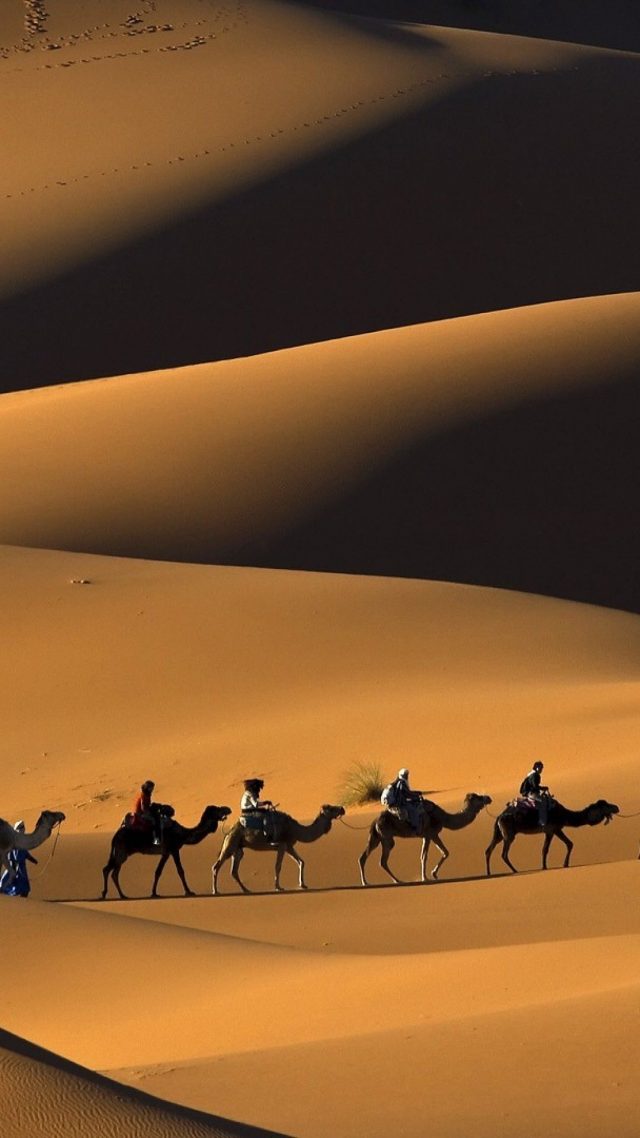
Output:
left=0, top=848, right=36, bottom=897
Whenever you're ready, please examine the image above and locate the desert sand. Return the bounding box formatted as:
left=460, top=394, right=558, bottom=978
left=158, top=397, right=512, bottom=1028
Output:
left=1, top=2, right=639, bottom=1137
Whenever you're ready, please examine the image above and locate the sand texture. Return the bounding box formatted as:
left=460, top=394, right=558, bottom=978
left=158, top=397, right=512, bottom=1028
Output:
left=1, top=2, right=639, bottom=1137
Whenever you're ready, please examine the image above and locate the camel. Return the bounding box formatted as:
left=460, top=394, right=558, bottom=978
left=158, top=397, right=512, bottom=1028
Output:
left=485, top=798, right=619, bottom=874
left=0, top=811, right=66, bottom=887
left=212, top=804, right=345, bottom=894
left=101, top=803, right=231, bottom=899
left=358, top=793, right=492, bottom=886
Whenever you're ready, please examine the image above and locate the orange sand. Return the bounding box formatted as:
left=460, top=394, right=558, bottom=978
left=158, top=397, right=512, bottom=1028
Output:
left=1, top=2, right=639, bottom=1136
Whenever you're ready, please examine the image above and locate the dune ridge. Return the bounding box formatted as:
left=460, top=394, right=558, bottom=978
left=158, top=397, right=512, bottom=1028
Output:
left=2, top=3, right=639, bottom=388
left=2, top=1, right=640, bottom=1135
left=2, top=292, right=640, bottom=610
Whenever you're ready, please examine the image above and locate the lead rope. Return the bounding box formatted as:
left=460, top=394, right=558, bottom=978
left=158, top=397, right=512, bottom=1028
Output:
left=616, top=808, right=640, bottom=818
left=30, top=820, right=64, bottom=880
left=338, top=814, right=374, bottom=831
left=481, top=792, right=502, bottom=820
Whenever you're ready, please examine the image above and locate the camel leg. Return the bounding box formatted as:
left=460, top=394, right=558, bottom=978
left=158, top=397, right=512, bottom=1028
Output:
left=501, top=835, right=518, bottom=873
left=379, top=837, right=402, bottom=884
left=285, top=843, right=306, bottom=890
left=274, top=845, right=285, bottom=891
left=419, top=837, right=430, bottom=882
left=485, top=824, right=502, bottom=876
left=541, top=831, right=553, bottom=870
left=151, top=853, right=170, bottom=897
left=101, top=861, right=111, bottom=900
left=430, top=836, right=450, bottom=881
left=358, top=827, right=381, bottom=887
left=173, top=849, right=194, bottom=897
left=212, top=835, right=236, bottom=895
left=111, top=862, right=129, bottom=900
left=231, top=846, right=250, bottom=893
left=554, top=828, right=573, bottom=868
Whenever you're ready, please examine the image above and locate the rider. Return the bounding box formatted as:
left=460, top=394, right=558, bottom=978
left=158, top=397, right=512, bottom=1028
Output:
left=240, top=778, right=278, bottom=841
left=519, top=761, right=551, bottom=826
left=131, top=779, right=161, bottom=845
left=388, top=768, right=423, bottom=833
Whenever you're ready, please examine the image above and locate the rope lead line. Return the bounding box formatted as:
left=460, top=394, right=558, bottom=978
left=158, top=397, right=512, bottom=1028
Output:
left=31, top=820, right=63, bottom=880
left=338, top=815, right=374, bottom=831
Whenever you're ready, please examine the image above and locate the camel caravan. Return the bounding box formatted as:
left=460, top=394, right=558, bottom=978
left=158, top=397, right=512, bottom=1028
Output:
left=0, top=762, right=625, bottom=900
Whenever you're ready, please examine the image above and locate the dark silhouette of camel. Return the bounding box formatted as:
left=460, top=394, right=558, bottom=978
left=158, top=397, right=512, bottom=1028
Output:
left=359, top=793, right=491, bottom=885
left=485, top=798, right=619, bottom=875
left=101, top=803, right=231, bottom=899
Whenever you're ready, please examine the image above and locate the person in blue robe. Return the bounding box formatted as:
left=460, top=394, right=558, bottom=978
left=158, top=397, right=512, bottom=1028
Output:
left=0, top=821, right=38, bottom=897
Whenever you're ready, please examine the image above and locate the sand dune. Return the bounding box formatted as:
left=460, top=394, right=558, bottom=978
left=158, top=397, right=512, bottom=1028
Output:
left=0, top=1027, right=290, bottom=1138
left=2, top=1, right=640, bottom=1135
left=2, top=543, right=640, bottom=832
left=2, top=292, right=640, bottom=609
left=4, top=861, right=640, bottom=1136
left=1, top=1, right=638, bottom=387
left=302, top=0, right=640, bottom=54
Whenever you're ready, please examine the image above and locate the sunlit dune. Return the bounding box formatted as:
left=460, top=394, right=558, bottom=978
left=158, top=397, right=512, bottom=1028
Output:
left=2, top=1, right=640, bottom=1135
left=1, top=292, right=640, bottom=609
left=2, top=544, right=640, bottom=830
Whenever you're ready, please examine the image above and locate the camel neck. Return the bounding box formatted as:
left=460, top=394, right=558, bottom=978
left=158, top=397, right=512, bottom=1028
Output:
left=290, top=813, right=330, bottom=843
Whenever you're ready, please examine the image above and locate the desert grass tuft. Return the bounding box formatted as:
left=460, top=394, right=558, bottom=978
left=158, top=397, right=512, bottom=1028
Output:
left=338, top=761, right=386, bottom=807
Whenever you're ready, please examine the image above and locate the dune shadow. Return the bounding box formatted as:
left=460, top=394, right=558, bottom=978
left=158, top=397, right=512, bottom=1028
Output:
left=1, top=56, right=639, bottom=393
left=230, top=367, right=640, bottom=614
left=281, top=0, right=640, bottom=54
left=0, top=1027, right=293, bottom=1137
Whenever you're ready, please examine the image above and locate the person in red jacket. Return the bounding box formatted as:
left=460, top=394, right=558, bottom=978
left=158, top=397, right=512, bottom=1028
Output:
left=131, top=779, right=160, bottom=844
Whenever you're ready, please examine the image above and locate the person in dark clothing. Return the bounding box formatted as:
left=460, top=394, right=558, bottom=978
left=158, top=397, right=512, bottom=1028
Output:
left=385, top=768, right=424, bottom=832
left=0, top=821, right=37, bottom=897
left=519, top=761, right=550, bottom=825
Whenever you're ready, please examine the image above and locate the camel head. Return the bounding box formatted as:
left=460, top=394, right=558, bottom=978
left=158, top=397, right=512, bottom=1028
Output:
left=589, top=800, right=619, bottom=826
left=464, top=793, right=492, bottom=810
left=36, top=810, right=66, bottom=829
left=320, top=805, right=346, bottom=820
left=200, top=805, right=232, bottom=830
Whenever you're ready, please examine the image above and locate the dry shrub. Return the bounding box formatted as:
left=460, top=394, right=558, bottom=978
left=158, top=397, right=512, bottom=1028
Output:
left=338, top=761, right=386, bottom=807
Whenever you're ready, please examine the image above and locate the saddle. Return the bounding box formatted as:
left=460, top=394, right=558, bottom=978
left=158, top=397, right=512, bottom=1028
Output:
left=241, top=809, right=283, bottom=843
left=121, top=802, right=175, bottom=830
left=506, top=796, right=556, bottom=826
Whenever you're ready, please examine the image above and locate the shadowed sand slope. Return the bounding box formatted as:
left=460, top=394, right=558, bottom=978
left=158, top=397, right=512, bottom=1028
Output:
left=1, top=293, right=640, bottom=609
left=1, top=1, right=639, bottom=387
left=290, top=0, right=640, bottom=53
left=0, top=1028, right=291, bottom=1138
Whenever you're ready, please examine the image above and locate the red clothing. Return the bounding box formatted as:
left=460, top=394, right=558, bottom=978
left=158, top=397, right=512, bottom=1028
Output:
left=131, top=789, right=153, bottom=828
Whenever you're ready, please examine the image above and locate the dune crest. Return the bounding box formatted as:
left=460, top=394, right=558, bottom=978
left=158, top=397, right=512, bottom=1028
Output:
left=2, top=293, right=640, bottom=608
left=2, top=1, right=640, bottom=1135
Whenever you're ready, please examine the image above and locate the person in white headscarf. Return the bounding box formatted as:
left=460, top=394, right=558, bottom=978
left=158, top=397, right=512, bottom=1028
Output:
left=383, top=769, right=424, bottom=832
left=0, top=821, right=38, bottom=897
